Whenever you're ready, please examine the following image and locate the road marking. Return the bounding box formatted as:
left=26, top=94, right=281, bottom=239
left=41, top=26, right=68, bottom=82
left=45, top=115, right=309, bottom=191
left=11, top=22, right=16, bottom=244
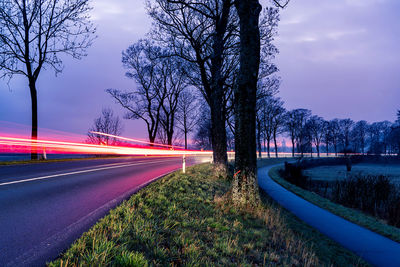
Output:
left=0, top=159, right=180, bottom=187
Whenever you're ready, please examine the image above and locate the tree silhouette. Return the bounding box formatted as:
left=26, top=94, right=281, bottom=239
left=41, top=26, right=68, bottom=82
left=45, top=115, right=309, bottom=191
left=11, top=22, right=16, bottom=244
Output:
left=0, top=0, right=95, bottom=159
left=87, top=108, right=123, bottom=146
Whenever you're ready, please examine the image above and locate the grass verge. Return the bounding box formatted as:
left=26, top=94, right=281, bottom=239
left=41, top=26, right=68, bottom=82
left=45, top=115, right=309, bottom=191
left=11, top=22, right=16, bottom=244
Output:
left=269, top=166, right=400, bottom=243
left=49, top=162, right=368, bottom=266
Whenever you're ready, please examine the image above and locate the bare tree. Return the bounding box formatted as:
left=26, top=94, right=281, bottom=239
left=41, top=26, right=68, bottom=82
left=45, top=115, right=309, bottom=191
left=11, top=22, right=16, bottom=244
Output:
left=271, top=101, right=286, bottom=158
left=107, top=39, right=167, bottom=145
left=87, top=108, right=123, bottom=145
left=323, top=120, right=331, bottom=156
left=157, top=57, right=187, bottom=146
left=351, top=120, right=368, bottom=154
left=285, top=109, right=311, bottom=157
left=232, top=0, right=262, bottom=204
left=0, top=0, right=96, bottom=159
left=338, top=119, right=354, bottom=155
left=147, top=0, right=238, bottom=172
left=257, top=94, right=282, bottom=158
left=176, top=89, right=199, bottom=149
left=307, top=115, right=325, bottom=157
left=285, top=110, right=297, bottom=157
left=328, top=119, right=341, bottom=156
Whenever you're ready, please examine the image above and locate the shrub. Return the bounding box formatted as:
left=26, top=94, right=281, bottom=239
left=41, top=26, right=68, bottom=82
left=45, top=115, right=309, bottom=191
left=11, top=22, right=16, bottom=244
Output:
left=280, top=161, right=309, bottom=189
left=331, top=174, right=400, bottom=227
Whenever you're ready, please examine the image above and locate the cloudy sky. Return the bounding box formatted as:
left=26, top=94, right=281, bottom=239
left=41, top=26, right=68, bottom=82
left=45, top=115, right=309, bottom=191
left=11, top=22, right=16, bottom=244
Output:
left=0, top=0, right=399, bottom=140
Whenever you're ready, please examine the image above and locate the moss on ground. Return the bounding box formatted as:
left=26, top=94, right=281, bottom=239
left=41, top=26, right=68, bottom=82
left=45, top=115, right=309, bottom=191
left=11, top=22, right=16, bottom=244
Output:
left=49, top=162, right=368, bottom=266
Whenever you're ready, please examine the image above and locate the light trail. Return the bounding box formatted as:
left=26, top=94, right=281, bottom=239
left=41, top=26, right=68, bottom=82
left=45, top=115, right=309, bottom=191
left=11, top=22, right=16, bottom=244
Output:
left=90, top=131, right=185, bottom=149
left=0, top=135, right=212, bottom=156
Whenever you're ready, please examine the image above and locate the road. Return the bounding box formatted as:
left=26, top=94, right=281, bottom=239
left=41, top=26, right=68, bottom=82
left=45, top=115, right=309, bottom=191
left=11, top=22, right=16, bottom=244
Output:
left=0, top=156, right=207, bottom=266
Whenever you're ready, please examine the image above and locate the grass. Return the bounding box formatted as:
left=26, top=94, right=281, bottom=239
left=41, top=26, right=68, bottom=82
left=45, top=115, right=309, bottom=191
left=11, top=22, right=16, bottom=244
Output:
left=269, top=166, right=400, bottom=243
left=304, top=164, right=400, bottom=185
left=49, top=161, right=368, bottom=266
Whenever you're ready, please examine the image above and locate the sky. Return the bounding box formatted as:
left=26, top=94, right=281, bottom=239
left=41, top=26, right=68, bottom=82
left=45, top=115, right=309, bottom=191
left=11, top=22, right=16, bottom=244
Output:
left=0, top=0, right=399, bottom=141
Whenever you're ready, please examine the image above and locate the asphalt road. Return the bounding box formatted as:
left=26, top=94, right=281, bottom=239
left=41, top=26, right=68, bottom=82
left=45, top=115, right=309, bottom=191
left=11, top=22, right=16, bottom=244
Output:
left=0, top=156, right=207, bottom=266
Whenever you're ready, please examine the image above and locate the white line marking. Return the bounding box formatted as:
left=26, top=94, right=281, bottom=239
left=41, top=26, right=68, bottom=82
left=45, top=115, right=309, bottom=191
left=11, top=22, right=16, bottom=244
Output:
left=0, top=159, right=179, bottom=187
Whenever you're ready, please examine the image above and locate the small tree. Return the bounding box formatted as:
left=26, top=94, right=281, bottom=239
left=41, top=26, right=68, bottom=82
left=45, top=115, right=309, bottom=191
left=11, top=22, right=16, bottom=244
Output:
left=87, top=108, right=123, bottom=145
left=351, top=120, right=368, bottom=154
left=307, top=115, right=325, bottom=157
left=176, top=90, right=199, bottom=149
left=0, top=0, right=96, bottom=159
left=329, top=119, right=341, bottom=156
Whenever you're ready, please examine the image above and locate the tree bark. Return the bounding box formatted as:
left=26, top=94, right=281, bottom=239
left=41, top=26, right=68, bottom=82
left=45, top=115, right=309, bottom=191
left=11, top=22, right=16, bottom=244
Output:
left=29, top=80, right=38, bottom=160
left=208, top=0, right=231, bottom=174
left=210, top=100, right=228, bottom=173
left=233, top=0, right=262, bottom=205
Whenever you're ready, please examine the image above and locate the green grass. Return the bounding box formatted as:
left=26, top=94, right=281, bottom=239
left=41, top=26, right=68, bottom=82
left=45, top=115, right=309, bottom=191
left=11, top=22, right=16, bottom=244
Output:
left=49, top=162, right=368, bottom=266
left=269, top=166, right=400, bottom=244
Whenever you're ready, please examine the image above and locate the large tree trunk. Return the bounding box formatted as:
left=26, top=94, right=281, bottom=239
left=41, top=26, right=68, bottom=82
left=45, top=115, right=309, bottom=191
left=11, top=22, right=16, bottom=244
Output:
left=208, top=0, right=230, bottom=174
left=210, top=100, right=228, bottom=173
left=233, top=0, right=262, bottom=205
left=29, top=80, right=38, bottom=160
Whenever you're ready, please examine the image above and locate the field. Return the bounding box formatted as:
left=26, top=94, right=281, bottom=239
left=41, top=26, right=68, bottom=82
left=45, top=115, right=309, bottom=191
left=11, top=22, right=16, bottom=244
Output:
left=304, top=163, right=400, bottom=185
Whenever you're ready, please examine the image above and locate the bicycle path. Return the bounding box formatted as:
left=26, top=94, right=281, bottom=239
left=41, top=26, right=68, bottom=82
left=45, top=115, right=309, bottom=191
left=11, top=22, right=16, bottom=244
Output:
left=258, top=164, right=400, bottom=267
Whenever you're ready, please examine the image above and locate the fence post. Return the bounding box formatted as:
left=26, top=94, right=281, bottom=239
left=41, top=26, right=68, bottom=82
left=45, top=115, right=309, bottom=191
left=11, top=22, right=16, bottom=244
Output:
left=182, top=154, right=186, bottom=173
left=43, top=147, right=47, bottom=160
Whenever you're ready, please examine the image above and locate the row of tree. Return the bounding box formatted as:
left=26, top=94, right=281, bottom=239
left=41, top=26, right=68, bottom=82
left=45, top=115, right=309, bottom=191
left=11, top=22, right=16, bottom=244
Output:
left=255, top=99, right=400, bottom=157
left=106, top=0, right=289, bottom=203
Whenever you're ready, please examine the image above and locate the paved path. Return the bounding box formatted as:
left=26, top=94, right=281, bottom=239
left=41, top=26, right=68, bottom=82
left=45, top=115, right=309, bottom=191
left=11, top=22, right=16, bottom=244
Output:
left=258, top=164, right=400, bottom=267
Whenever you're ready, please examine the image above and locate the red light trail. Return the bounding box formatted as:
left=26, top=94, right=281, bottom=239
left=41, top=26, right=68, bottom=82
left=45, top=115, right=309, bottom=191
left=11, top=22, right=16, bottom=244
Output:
left=0, top=133, right=212, bottom=156
left=89, top=131, right=185, bottom=149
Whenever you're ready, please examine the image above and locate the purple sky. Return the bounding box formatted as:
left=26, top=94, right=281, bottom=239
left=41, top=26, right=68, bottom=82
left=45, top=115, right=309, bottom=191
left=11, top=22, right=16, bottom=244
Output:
left=0, top=0, right=399, bottom=140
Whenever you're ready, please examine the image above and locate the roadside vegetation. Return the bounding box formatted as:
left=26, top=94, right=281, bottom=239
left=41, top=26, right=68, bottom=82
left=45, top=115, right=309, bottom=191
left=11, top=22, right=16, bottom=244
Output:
left=271, top=163, right=400, bottom=243
left=49, top=161, right=367, bottom=266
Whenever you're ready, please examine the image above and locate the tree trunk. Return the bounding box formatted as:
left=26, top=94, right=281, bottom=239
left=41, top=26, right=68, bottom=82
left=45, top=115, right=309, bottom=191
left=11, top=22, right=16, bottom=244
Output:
left=208, top=0, right=230, bottom=174
left=29, top=80, right=38, bottom=160
left=257, top=119, right=262, bottom=158
left=291, top=138, right=295, bottom=157
left=233, top=0, right=262, bottom=205
left=263, top=138, right=266, bottom=152
left=210, top=100, right=228, bottom=173
left=184, top=130, right=188, bottom=150
left=267, top=137, right=271, bottom=158
left=273, top=131, right=278, bottom=158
